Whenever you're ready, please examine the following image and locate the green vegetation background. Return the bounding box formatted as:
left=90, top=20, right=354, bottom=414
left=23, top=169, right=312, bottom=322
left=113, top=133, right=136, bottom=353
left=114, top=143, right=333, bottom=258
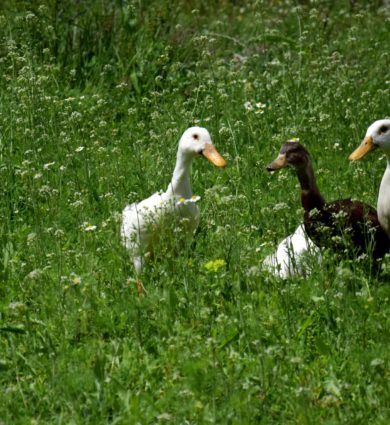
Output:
left=1, top=0, right=390, bottom=423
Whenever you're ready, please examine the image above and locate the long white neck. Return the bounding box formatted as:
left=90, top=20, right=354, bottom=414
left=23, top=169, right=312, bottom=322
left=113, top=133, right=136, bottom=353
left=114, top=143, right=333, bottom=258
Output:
left=377, top=158, right=390, bottom=237
left=165, top=149, right=193, bottom=199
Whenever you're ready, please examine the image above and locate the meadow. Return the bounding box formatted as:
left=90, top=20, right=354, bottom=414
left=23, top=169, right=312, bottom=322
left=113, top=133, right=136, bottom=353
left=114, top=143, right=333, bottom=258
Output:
left=1, top=0, right=390, bottom=423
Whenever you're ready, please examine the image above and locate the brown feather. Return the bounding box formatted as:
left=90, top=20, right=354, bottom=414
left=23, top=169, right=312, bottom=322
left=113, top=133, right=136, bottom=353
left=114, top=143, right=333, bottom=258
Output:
left=304, top=198, right=390, bottom=259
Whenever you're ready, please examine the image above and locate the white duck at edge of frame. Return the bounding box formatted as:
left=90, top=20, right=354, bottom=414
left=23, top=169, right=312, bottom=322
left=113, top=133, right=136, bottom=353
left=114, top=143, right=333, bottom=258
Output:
left=349, top=118, right=390, bottom=238
left=121, top=126, right=227, bottom=293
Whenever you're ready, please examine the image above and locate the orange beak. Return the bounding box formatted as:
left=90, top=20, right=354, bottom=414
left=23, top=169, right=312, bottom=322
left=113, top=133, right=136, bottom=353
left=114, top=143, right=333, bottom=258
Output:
left=202, top=144, right=227, bottom=168
left=349, top=136, right=377, bottom=160
left=266, top=153, right=288, bottom=171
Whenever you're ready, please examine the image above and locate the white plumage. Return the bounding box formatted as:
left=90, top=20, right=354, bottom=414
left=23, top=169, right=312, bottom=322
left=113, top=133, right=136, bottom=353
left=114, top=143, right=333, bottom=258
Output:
left=121, top=127, right=226, bottom=281
left=263, top=224, right=320, bottom=278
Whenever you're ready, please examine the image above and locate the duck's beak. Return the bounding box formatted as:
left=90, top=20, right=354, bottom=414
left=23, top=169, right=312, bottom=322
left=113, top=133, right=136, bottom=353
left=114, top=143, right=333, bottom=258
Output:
left=349, top=136, right=377, bottom=160
left=266, top=153, right=287, bottom=171
left=202, top=144, right=227, bottom=168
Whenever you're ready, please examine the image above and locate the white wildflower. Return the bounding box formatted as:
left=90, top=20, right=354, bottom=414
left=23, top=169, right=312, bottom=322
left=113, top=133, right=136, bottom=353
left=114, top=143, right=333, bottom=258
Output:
left=43, top=161, right=55, bottom=170
left=81, top=222, right=97, bottom=232
left=244, top=101, right=253, bottom=111
left=176, top=195, right=201, bottom=206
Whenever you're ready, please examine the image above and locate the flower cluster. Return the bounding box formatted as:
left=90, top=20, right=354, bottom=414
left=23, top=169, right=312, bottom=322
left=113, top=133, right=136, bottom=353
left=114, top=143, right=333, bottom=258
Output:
left=176, top=195, right=201, bottom=206
left=80, top=222, right=97, bottom=232
left=244, top=101, right=267, bottom=114
left=204, top=258, right=226, bottom=272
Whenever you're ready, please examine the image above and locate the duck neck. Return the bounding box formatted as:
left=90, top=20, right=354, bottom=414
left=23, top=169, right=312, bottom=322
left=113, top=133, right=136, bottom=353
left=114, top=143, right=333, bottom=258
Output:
left=166, top=150, right=193, bottom=199
left=296, top=163, right=325, bottom=212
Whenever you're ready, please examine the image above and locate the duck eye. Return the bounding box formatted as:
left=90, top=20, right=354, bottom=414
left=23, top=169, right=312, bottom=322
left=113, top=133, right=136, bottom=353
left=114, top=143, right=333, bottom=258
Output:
left=379, top=126, right=389, bottom=134
left=193, top=134, right=199, bottom=140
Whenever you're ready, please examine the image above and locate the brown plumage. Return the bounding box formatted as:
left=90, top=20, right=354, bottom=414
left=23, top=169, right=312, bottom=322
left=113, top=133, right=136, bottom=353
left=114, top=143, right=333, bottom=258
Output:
left=266, top=142, right=390, bottom=260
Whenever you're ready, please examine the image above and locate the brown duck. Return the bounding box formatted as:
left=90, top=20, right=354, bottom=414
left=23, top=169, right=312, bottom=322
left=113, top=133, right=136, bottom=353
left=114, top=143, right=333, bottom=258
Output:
left=266, top=142, right=390, bottom=260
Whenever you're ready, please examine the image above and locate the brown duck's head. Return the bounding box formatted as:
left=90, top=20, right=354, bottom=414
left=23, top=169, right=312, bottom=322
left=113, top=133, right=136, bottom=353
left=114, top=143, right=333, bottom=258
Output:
left=266, top=141, right=311, bottom=172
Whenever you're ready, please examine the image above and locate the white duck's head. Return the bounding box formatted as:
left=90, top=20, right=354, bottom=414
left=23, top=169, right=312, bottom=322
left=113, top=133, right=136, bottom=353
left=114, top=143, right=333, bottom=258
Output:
left=349, top=119, right=390, bottom=160
left=178, top=126, right=227, bottom=167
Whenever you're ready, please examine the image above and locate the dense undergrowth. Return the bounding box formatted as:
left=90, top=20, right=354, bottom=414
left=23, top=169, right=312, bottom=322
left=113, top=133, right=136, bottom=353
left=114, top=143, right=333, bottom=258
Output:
left=1, top=0, right=390, bottom=423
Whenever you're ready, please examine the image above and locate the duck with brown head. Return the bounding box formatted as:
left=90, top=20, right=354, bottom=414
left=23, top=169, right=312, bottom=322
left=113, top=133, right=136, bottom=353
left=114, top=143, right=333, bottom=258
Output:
left=267, top=141, right=390, bottom=261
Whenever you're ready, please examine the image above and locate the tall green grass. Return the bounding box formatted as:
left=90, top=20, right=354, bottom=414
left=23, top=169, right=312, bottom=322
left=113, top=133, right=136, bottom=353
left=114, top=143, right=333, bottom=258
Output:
left=1, top=1, right=390, bottom=423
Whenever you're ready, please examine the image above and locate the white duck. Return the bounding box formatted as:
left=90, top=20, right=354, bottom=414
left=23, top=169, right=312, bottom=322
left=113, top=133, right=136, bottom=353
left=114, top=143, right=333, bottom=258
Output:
left=263, top=224, right=320, bottom=278
left=121, top=127, right=226, bottom=292
left=349, top=119, right=390, bottom=237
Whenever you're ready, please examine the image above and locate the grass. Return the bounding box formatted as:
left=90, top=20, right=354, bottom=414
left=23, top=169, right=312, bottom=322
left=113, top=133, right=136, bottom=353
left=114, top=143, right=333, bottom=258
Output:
left=1, top=0, right=390, bottom=423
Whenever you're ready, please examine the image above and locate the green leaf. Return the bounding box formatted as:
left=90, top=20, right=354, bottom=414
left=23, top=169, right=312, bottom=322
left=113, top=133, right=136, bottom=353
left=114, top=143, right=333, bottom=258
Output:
left=0, top=326, right=27, bottom=334
left=297, top=312, right=315, bottom=338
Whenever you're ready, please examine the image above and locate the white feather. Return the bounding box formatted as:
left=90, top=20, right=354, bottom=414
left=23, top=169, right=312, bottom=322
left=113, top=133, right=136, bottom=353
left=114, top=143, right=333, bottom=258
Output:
left=263, top=224, right=321, bottom=278
left=121, top=192, right=200, bottom=273
left=363, top=119, right=390, bottom=238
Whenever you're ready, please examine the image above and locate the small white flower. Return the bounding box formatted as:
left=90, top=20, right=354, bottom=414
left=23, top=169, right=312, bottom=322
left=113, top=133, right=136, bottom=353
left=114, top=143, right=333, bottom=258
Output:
left=43, top=161, right=55, bottom=170
left=70, top=111, right=82, bottom=121
left=244, top=101, right=253, bottom=111
left=273, top=202, right=288, bottom=212
left=176, top=195, right=201, bottom=206
left=8, top=301, right=26, bottom=310
left=81, top=222, right=97, bottom=232
left=71, top=275, right=81, bottom=285
left=332, top=210, right=347, bottom=220
left=25, top=12, right=36, bottom=21
left=331, top=235, right=343, bottom=244
left=75, top=146, right=85, bottom=152
left=26, top=269, right=43, bottom=280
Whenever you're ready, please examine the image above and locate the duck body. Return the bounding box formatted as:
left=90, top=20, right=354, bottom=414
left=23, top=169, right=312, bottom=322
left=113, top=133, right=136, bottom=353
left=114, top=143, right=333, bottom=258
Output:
left=267, top=141, right=390, bottom=260
left=121, top=126, right=226, bottom=276
left=121, top=190, right=200, bottom=273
